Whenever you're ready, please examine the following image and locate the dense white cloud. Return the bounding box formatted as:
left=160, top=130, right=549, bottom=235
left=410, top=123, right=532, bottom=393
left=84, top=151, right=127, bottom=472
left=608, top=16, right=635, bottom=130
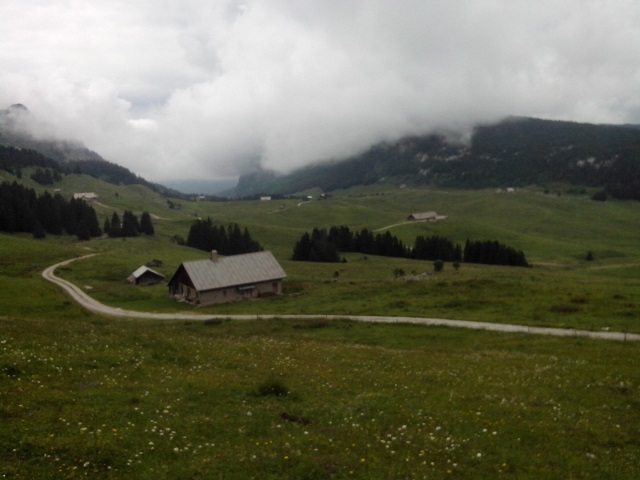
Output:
left=1, top=0, right=639, bottom=183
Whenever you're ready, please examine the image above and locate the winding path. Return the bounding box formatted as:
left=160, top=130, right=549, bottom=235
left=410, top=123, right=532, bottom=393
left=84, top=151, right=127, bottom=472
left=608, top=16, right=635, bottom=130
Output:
left=43, top=255, right=640, bottom=342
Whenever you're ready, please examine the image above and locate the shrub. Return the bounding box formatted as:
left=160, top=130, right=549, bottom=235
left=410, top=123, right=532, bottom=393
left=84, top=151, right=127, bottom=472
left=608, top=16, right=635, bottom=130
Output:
left=254, top=378, right=289, bottom=397
left=2, top=364, right=21, bottom=378
left=293, top=319, right=330, bottom=329
left=203, top=318, right=223, bottom=326
left=393, top=267, right=405, bottom=278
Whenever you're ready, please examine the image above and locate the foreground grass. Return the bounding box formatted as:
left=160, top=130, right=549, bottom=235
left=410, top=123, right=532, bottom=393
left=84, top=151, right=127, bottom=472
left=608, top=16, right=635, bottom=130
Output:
left=1, top=317, right=639, bottom=479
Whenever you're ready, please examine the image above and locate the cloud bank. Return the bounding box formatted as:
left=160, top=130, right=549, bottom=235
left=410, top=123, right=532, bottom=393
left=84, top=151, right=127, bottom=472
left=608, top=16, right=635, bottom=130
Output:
left=1, top=0, right=639, bottom=183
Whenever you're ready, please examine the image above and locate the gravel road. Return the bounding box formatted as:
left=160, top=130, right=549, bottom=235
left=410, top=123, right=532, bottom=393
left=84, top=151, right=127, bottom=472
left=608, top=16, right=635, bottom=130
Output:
left=42, top=255, right=640, bottom=342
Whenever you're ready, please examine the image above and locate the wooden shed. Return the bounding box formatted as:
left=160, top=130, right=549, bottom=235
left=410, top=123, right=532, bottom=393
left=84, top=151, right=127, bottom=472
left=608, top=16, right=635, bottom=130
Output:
left=128, top=266, right=165, bottom=286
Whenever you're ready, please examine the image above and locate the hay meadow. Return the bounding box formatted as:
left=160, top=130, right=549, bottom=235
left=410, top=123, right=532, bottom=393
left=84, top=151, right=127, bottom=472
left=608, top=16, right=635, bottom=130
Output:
left=1, top=180, right=639, bottom=478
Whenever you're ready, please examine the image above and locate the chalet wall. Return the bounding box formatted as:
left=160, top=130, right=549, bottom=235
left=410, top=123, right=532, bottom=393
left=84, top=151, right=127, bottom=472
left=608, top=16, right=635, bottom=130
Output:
left=197, top=279, right=282, bottom=306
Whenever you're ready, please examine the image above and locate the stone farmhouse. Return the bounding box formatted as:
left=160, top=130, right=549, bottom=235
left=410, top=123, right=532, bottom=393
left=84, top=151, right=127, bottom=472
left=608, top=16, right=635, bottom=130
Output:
left=167, top=250, right=286, bottom=306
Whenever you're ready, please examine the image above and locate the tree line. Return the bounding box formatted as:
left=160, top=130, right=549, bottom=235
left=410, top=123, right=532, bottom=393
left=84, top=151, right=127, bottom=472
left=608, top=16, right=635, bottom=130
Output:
left=30, top=168, right=63, bottom=185
left=0, top=145, right=62, bottom=173
left=0, top=181, right=101, bottom=240
left=291, top=226, right=529, bottom=267
left=186, top=217, right=262, bottom=255
left=104, top=210, right=155, bottom=238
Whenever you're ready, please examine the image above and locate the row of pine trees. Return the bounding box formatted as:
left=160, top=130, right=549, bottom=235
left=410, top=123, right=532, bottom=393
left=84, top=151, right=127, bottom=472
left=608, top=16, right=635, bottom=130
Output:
left=291, top=226, right=529, bottom=267
left=0, top=181, right=101, bottom=240
left=186, top=217, right=262, bottom=255
left=104, top=210, right=154, bottom=237
left=0, top=181, right=155, bottom=241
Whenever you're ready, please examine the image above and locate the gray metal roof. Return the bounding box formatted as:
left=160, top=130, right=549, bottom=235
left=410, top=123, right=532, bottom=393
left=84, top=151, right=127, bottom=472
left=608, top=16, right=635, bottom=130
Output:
left=131, top=266, right=164, bottom=279
left=409, top=211, right=437, bottom=220
left=181, top=251, right=286, bottom=292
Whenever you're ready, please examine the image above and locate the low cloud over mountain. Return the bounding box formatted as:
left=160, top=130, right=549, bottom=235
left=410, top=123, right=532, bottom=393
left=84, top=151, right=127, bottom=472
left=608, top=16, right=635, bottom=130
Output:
left=1, top=1, right=639, bottom=184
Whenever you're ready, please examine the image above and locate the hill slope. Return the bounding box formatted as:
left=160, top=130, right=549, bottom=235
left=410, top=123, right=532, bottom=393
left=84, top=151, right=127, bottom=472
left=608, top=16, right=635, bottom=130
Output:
left=234, top=117, right=640, bottom=199
left=0, top=104, right=186, bottom=197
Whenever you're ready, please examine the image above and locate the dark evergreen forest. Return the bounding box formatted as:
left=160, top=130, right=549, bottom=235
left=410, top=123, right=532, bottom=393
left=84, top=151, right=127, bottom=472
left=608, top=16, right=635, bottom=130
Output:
left=186, top=217, right=262, bottom=255
left=291, top=226, right=529, bottom=267
left=0, top=181, right=101, bottom=240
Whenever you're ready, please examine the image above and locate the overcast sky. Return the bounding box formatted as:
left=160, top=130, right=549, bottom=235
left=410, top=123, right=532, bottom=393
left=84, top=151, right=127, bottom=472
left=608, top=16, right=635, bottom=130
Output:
left=1, top=0, right=639, bottom=184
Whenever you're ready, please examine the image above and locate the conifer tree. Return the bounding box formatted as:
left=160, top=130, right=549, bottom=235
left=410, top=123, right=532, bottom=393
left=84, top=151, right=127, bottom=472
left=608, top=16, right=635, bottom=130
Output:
left=109, top=212, right=122, bottom=237
left=121, top=210, right=139, bottom=237
left=140, top=211, right=154, bottom=235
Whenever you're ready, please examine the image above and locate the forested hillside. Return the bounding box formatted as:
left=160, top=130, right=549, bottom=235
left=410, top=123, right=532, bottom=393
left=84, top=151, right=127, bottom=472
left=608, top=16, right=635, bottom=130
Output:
left=234, top=117, right=640, bottom=200
left=0, top=104, right=185, bottom=197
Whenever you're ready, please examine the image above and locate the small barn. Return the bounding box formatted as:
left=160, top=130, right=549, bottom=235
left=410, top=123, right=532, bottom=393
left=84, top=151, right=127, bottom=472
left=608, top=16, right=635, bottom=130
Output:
left=407, top=211, right=438, bottom=221
left=167, top=250, right=286, bottom=306
left=128, top=266, right=165, bottom=286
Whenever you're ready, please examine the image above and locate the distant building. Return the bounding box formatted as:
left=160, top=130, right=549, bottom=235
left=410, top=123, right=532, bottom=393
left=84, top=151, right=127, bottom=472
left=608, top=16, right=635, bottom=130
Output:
left=407, top=211, right=437, bottom=221
left=128, top=266, right=165, bottom=286
left=407, top=211, right=447, bottom=222
left=260, top=196, right=272, bottom=201
left=167, top=250, right=286, bottom=306
left=73, top=192, right=98, bottom=201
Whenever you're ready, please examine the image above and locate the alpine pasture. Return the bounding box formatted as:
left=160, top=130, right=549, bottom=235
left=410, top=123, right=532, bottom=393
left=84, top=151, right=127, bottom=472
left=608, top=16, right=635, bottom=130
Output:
left=1, top=180, right=639, bottom=479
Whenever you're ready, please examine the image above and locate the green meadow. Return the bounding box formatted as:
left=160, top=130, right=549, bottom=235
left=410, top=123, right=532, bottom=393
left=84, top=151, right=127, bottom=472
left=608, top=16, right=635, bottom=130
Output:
left=1, top=180, right=640, bottom=478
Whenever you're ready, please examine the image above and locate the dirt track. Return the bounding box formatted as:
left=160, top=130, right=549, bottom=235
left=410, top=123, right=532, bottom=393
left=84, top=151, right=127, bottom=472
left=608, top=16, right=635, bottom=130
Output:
left=42, top=255, right=640, bottom=342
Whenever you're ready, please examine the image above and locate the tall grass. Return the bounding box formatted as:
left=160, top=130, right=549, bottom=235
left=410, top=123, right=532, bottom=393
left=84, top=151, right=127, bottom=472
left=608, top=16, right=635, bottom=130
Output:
left=1, top=317, right=639, bottom=479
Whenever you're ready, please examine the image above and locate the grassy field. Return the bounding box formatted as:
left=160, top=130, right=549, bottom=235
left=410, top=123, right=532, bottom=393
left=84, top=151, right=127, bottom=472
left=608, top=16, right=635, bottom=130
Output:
left=9, top=181, right=636, bottom=333
left=2, top=316, right=639, bottom=479
left=1, top=180, right=640, bottom=478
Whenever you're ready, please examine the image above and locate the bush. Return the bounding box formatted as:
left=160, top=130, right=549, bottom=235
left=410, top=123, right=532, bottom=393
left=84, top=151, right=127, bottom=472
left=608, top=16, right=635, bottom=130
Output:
left=2, top=364, right=21, bottom=378
left=254, top=379, right=289, bottom=397
left=393, top=267, right=405, bottom=278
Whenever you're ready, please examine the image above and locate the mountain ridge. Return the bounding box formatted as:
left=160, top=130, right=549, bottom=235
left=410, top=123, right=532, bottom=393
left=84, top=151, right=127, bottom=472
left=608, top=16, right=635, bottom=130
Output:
left=233, top=116, right=640, bottom=200
left=0, top=104, right=188, bottom=198
left=3, top=105, right=639, bottom=201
